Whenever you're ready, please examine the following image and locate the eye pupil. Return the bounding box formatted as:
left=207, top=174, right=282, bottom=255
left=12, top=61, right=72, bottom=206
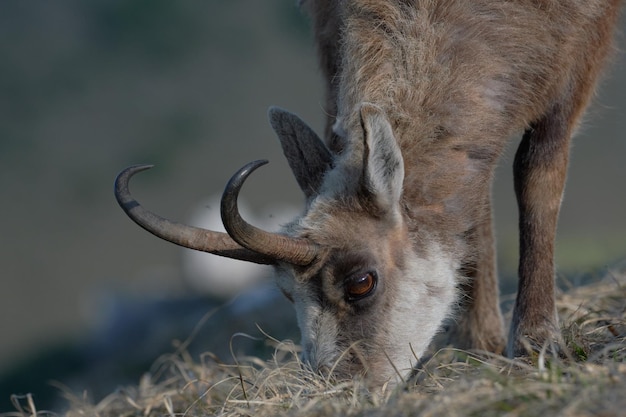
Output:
left=346, top=272, right=376, bottom=300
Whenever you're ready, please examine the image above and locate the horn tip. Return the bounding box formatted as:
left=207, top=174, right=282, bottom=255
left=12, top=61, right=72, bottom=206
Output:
left=114, top=164, right=155, bottom=203
left=116, top=164, right=154, bottom=181
left=126, top=164, right=155, bottom=174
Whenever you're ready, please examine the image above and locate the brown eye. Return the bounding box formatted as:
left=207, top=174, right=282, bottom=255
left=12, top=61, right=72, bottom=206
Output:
left=345, top=272, right=377, bottom=301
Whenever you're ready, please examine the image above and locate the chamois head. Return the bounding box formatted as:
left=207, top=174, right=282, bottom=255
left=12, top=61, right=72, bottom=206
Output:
left=115, top=105, right=457, bottom=387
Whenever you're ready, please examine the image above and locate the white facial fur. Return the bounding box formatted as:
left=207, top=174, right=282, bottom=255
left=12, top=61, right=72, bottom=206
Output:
left=383, top=244, right=458, bottom=380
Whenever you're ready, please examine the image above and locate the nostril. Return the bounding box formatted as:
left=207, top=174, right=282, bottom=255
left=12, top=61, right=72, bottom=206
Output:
left=300, top=344, right=314, bottom=368
left=299, top=352, right=309, bottom=367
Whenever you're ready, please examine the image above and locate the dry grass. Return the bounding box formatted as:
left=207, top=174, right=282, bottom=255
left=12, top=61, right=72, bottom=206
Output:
left=4, top=266, right=625, bottom=417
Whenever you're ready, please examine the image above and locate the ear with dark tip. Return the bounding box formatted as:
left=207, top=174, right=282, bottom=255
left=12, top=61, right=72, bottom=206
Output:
left=360, top=103, right=405, bottom=215
left=269, top=106, right=333, bottom=200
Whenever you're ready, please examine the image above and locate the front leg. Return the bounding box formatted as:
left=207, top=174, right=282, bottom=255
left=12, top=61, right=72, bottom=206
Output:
left=450, top=195, right=506, bottom=354
left=509, top=103, right=572, bottom=357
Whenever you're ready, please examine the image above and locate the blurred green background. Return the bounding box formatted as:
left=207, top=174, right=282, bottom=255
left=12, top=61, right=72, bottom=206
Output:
left=0, top=0, right=624, bottom=410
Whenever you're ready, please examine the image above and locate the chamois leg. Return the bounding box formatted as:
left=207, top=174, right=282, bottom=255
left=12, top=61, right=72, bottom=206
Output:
left=452, top=195, right=506, bottom=354
left=508, top=104, right=573, bottom=357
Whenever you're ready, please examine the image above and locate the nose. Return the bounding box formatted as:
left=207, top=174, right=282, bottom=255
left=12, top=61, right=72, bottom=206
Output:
left=300, top=343, right=331, bottom=376
left=300, top=342, right=315, bottom=368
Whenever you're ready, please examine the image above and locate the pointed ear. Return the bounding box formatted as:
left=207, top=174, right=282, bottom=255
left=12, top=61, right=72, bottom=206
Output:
left=360, top=104, right=404, bottom=214
left=269, top=107, right=333, bottom=200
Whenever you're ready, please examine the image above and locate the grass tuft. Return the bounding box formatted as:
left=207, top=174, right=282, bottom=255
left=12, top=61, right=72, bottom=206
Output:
left=3, top=266, right=625, bottom=417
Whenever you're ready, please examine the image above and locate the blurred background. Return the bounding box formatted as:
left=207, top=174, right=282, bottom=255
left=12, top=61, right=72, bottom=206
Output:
left=0, top=0, right=624, bottom=412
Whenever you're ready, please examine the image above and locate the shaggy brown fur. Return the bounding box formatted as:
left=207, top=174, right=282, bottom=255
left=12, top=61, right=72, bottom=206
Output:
left=116, top=0, right=623, bottom=388
left=302, top=0, right=623, bottom=356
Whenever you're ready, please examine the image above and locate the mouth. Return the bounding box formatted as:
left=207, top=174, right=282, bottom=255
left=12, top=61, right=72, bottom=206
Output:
left=302, top=341, right=370, bottom=382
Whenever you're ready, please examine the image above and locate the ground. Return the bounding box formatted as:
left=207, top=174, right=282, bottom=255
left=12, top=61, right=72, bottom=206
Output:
left=5, top=266, right=625, bottom=417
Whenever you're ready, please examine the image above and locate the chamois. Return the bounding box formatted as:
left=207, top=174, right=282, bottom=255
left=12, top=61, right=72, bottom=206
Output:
left=115, top=0, right=623, bottom=387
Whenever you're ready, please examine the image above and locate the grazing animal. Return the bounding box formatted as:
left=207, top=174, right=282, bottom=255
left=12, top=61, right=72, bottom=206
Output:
left=115, top=0, right=623, bottom=388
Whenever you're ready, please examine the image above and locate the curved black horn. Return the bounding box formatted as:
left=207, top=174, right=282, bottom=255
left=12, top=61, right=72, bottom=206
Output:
left=221, top=160, right=319, bottom=266
left=114, top=165, right=276, bottom=265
